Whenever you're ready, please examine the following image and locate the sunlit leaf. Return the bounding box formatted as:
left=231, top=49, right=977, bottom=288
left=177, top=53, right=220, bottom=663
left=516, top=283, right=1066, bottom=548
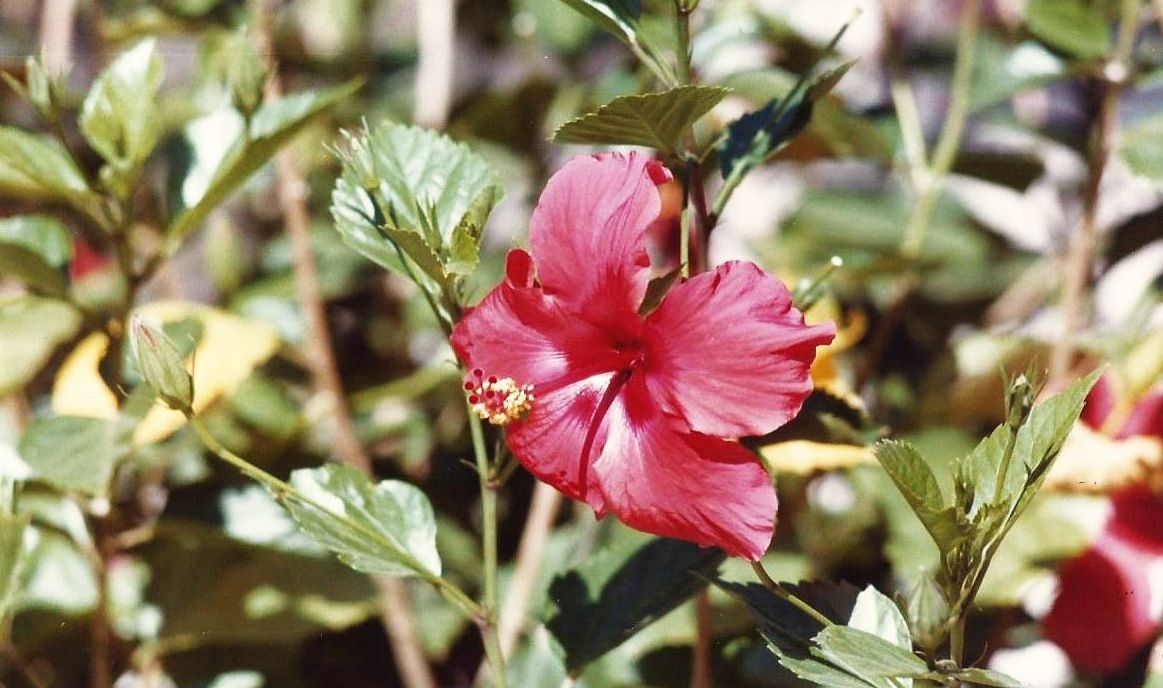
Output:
left=283, top=463, right=441, bottom=578
left=556, top=0, right=641, bottom=44
left=0, top=297, right=81, bottom=396
left=0, top=215, right=72, bottom=267
left=20, top=415, right=129, bottom=498
left=167, top=79, right=363, bottom=245
left=811, top=625, right=927, bottom=684
left=553, top=86, right=728, bottom=154
left=0, top=508, right=30, bottom=625
left=0, top=126, right=91, bottom=203
left=79, top=38, right=163, bottom=170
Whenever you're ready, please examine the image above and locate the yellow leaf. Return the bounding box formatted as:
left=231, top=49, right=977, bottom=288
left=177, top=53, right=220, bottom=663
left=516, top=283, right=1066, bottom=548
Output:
left=759, top=440, right=876, bottom=475
left=52, top=301, right=280, bottom=445
left=1043, top=423, right=1163, bottom=494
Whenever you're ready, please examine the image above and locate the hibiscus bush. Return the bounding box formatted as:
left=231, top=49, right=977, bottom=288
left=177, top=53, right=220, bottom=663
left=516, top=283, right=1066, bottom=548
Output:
left=2, top=1, right=1163, bottom=687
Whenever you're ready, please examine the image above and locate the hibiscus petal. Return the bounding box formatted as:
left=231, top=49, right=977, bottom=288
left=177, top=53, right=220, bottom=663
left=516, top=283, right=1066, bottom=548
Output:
left=506, top=372, right=613, bottom=511
left=642, top=261, right=836, bottom=437
left=451, top=251, right=627, bottom=389
left=591, top=375, right=777, bottom=560
left=529, top=152, right=661, bottom=327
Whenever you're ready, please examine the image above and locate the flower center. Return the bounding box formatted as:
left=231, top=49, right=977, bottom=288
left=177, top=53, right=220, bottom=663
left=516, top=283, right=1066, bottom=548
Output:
left=464, top=368, right=535, bottom=426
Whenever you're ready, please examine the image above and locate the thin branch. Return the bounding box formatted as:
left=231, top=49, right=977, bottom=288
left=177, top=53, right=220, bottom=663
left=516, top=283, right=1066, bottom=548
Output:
left=1049, top=0, right=1140, bottom=383
left=690, top=590, right=713, bottom=688
left=249, top=3, right=437, bottom=688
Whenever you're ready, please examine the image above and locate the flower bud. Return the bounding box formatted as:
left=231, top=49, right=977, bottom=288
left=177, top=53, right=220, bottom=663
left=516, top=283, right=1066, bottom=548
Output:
left=335, top=128, right=380, bottom=190
left=1005, top=371, right=1037, bottom=430
left=129, top=315, right=194, bottom=413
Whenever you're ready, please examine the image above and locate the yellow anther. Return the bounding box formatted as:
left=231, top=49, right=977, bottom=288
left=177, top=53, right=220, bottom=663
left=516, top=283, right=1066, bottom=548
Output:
left=465, top=372, right=535, bottom=426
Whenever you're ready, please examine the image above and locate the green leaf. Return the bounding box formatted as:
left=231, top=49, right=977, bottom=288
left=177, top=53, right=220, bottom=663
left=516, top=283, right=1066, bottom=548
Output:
left=330, top=122, right=501, bottom=285
left=0, top=215, right=73, bottom=267
left=1024, top=0, right=1110, bottom=60
left=0, top=244, right=66, bottom=296
left=1009, top=369, right=1102, bottom=501
left=812, top=625, right=928, bottom=683
left=553, top=86, right=729, bottom=154
left=167, top=79, right=363, bottom=246
left=16, top=526, right=98, bottom=614
left=874, top=440, right=969, bottom=551
left=638, top=267, right=681, bottom=315
left=911, top=667, right=1022, bottom=687
left=0, top=297, right=82, bottom=396
left=556, top=0, right=642, bottom=44
left=19, top=416, right=129, bottom=498
left=718, top=61, right=854, bottom=178
left=0, top=126, right=91, bottom=203
left=0, top=509, right=31, bottom=626
left=848, top=586, right=911, bottom=651
left=545, top=529, right=724, bottom=671
left=715, top=580, right=870, bottom=687
left=282, top=463, right=441, bottom=578
left=79, top=38, right=164, bottom=169
left=1121, top=113, right=1163, bottom=184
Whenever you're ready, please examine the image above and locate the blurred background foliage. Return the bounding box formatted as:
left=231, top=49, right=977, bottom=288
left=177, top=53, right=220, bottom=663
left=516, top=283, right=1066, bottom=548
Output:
left=0, top=0, right=1162, bottom=686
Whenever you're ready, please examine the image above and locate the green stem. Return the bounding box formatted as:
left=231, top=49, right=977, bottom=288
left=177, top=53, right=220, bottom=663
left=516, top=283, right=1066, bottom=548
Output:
left=900, top=0, right=981, bottom=258
left=184, top=413, right=482, bottom=620
left=467, top=409, right=507, bottom=686
left=949, top=614, right=966, bottom=669
left=751, top=561, right=834, bottom=628
left=989, top=426, right=1019, bottom=507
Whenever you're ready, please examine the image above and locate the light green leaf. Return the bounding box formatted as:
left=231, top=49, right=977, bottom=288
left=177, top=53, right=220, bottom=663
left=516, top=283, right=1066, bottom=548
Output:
left=0, top=215, right=72, bottom=267
left=553, top=86, right=729, bottom=153
left=16, top=527, right=98, bottom=614
left=0, top=244, right=66, bottom=296
left=330, top=122, right=501, bottom=284
left=0, top=126, right=91, bottom=203
left=848, top=586, right=911, bottom=651
left=1025, top=0, right=1110, bottom=60
left=812, top=625, right=927, bottom=683
left=556, top=0, right=641, bottom=44
left=1122, top=113, right=1163, bottom=184
left=283, top=463, right=441, bottom=578
left=167, top=79, right=363, bottom=246
left=79, top=38, right=164, bottom=169
left=19, top=416, right=129, bottom=498
left=874, top=440, right=969, bottom=551
left=0, top=297, right=82, bottom=396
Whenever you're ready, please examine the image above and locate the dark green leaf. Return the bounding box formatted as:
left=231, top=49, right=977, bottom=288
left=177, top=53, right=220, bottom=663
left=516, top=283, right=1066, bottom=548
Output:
left=718, top=61, right=853, bottom=178
left=0, top=215, right=72, bottom=267
left=283, top=463, right=441, bottom=578
left=168, top=79, right=363, bottom=245
left=1025, top=0, right=1110, bottom=59
left=0, top=297, right=82, bottom=396
left=79, top=39, right=164, bottom=169
left=0, top=127, right=91, bottom=203
left=715, top=580, right=868, bottom=687
left=638, top=268, right=681, bottom=315
left=556, top=0, right=641, bottom=44
left=545, top=530, right=724, bottom=671
left=553, top=86, right=729, bottom=153
left=812, top=625, right=928, bottom=682
left=19, top=416, right=129, bottom=498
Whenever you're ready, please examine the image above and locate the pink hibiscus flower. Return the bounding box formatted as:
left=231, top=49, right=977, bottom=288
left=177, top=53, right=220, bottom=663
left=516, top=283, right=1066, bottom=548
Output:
left=450, top=153, right=835, bottom=559
left=1043, top=377, right=1163, bottom=673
